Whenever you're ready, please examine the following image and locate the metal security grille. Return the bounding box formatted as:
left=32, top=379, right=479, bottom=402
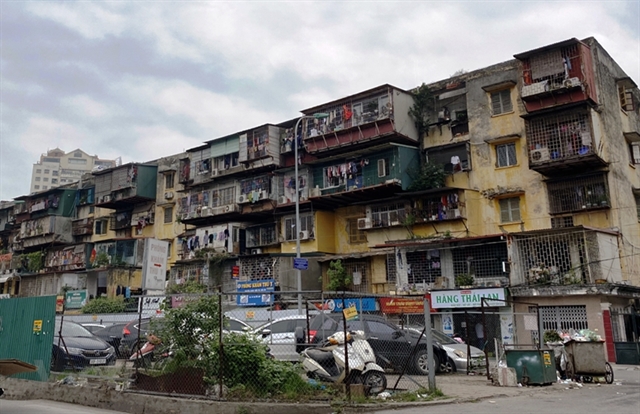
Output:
left=526, top=109, right=593, bottom=163
left=539, top=305, right=588, bottom=331
left=343, top=261, right=369, bottom=293
left=547, top=174, right=609, bottom=214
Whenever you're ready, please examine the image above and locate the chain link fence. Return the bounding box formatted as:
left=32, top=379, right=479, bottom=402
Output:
left=52, top=291, right=481, bottom=401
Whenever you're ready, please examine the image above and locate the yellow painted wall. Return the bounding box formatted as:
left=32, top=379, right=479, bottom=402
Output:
left=90, top=207, right=117, bottom=242
left=107, top=268, right=142, bottom=298
left=316, top=211, right=336, bottom=253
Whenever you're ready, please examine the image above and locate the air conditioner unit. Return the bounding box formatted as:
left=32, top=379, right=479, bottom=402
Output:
left=530, top=148, right=550, bottom=162
left=390, top=221, right=400, bottom=226
left=251, top=248, right=262, bottom=255
left=164, top=191, right=174, bottom=200
left=564, top=77, right=581, bottom=88
left=299, top=230, right=310, bottom=240
left=210, top=168, right=219, bottom=177
left=521, top=80, right=549, bottom=98
left=103, top=195, right=111, bottom=202
left=279, top=196, right=288, bottom=204
left=311, top=187, right=322, bottom=197
left=238, top=194, right=248, bottom=203
left=357, top=218, right=372, bottom=230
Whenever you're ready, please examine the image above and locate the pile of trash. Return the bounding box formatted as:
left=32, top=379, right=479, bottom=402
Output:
left=545, top=328, right=602, bottom=345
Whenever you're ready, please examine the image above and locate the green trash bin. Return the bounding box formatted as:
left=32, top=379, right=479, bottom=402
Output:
left=505, top=348, right=557, bottom=385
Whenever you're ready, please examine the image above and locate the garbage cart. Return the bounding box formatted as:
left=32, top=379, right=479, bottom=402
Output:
left=504, top=347, right=557, bottom=385
left=564, top=340, right=613, bottom=384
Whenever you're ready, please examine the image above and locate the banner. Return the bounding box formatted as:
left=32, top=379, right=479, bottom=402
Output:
left=236, top=279, right=275, bottom=307
left=430, top=288, right=506, bottom=309
left=65, top=290, right=87, bottom=309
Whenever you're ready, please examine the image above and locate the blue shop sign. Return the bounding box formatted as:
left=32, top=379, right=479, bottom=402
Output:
left=325, top=298, right=377, bottom=312
left=236, top=279, right=275, bottom=307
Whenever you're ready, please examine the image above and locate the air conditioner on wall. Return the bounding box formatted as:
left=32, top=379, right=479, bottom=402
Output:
left=357, top=218, right=372, bottom=230
left=164, top=191, right=174, bottom=200
left=311, top=187, right=321, bottom=197
left=251, top=248, right=262, bottom=255
left=210, top=168, right=219, bottom=177
left=530, top=148, right=550, bottom=162
left=279, top=196, right=288, bottom=204
left=299, top=230, right=310, bottom=240
left=238, top=195, right=247, bottom=203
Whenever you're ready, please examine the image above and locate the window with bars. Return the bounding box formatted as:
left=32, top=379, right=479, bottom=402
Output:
left=246, top=223, right=278, bottom=247
left=343, top=262, right=369, bottom=293
left=551, top=215, right=574, bottom=229
left=164, top=207, right=173, bottom=224
left=496, top=142, right=517, bottom=167
left=547, top=174, right=609, bottom=214
left=491, top=89, right=513, bottom=115
left=95, top=219, right=108, bottom=235
left=284, top=215, right=314, bottom=241
left=371, top=203, right=406, bottom=227
left=165, top=172, right=175, bottom=190
left=211, top=187, right=235, bottom=207
left=386, top=253, right=397, bottom=283
left=628, top=143, right=640, bottom=165
left=526, top=109, right=593, bottom=162
left=499, top=197, right=521, bottom=223
left=214, top=152, right=239, bottom=170
left=619, top=86, right=635, bottom=111
left=347, top=218, right=367, bottom=243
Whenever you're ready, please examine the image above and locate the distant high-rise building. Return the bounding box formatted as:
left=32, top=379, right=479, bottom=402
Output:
left=30, top=148, right=118, bottom=193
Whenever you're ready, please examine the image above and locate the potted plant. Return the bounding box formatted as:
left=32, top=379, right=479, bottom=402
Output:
left=455, top=273, right=474, bottom=288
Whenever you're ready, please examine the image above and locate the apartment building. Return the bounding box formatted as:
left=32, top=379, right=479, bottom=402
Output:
left=30, top=148, right=117, bottom=193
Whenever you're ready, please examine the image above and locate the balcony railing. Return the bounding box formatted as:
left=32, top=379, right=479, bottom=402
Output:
left=548, top=174, right=610, bottom=214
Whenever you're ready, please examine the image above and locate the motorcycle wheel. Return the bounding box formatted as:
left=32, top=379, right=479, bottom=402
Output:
left=362, top=371, right=387, bottom=395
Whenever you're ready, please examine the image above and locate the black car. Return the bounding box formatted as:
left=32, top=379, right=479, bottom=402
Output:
left=92, top=323, right=129, bottom=358
left=118, top=318, right=153, bottom=358
left=308, top=313, right=449, bottom=375
left=51, top=321, right=116, bottom=371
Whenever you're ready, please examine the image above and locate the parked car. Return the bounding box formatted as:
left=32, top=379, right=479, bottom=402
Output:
left=430, top=329, right=484, bottom=372
left=308, top=313, right=450, bottom=375
left=51, top=321, right=116, bottom=371
left=92, top=323, right=129, bottom=358
left=80, top=323, right=108, bottom=334
left=253, top=315, right=311, bottom=361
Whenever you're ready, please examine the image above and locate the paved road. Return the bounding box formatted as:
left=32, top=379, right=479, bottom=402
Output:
left=373, top=367, right=640, bottom=414
left=0, top=399, right=128, bottom=414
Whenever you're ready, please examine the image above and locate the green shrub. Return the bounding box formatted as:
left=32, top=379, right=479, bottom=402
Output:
left=82, top=296, right=127, bottom=314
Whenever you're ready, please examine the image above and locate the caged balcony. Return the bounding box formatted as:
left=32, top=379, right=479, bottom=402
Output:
left=94, top=164, right=157, bottom=209
left=299, top=85, right=419, bottom=155
left=547, top=174, right=610, bottom=214
left=525, top=107, right=606, bottom=175
left=508, top=226, right=622, bottom=287
left=515, top=38, right=597, bottom=113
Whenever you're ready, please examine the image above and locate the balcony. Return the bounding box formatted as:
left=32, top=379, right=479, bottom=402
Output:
left=547, top=174, right=610, bottom=214
left=45, top=244, right=88, bottom=271
left=411, top=188, right=466, bottom=223
left=72, top=217, right=94, bottom=236
left=177, top=187, right=242, bottom=225
left=92, top=239, right=144, bottom=267
left=525, top=107, right=606, bottom=176
left=246, top=223, right=278, bottom=249
left=300, top=85, right=419, bottom=155
left=19, top=216, right=73, bottom=248
left=94, top=164, right=158, bottom=209
left=515, top=38, right=597, bottom=113
left=508, top=226, right=623, bottom=287
left=239, top=125, right=282, bottom=170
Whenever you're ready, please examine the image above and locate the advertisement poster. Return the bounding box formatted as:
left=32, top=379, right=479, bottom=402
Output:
left=236, top=279, right=275, bottom=307
left=65, top=290, right=87, bottom=309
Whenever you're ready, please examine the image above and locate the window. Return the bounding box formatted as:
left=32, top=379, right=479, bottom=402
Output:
left=214, top=152, right=240, bottom=170
left=348, top=219, right=367, bottom=243
left=51, top=179, right=58, bottom=184
left=52, top=171, right=58, bottom=176
left=42, top=186, right=48, bottom=189
left=43, top=178, right=48, bottom=182
left=44, top=169, right=50, bottom=174
left=34, top=185, right=40, bottom=190
left=74, top=151, right=83, bottom=157
left=551, top=216, right=574, bottom=228
left=619, top=86, right=634, bottom=111
left=36, top=169, right=41, bottom=173
left=247, top=224, right=277, bottom=247
left=164, top=207, right=173, bottom=224
left=499, top=197, right=521, bottom=223
left=284, top=215, right=314, bottom=241
left=635, top=194, right=640, bottom=221
left=377, top=158, right=389, bottom=177
left=496, top=142, right=517, bottom=167
left=371, top=203, right=406, bottom=227
left=539, top=305, right=588, bottom=331
left=211, top=187, right=235, bottom=207
left=165, top=172, right=175, bottom=189
left=491, top=89, right=513, bottom=115
left=426, top=143, right=470, bottom=173
left=68, top=158, right=87, bottom=165
left=35, top=177, right=41, bottom=182
left=367, top=321, right=397, bottom=335
left=629, top=143, right=640, bottom=165
left=95, top=219, right=108, bottom=235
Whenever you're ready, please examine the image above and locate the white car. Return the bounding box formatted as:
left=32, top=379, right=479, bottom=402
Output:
left=253, top=315, right=311, bottom=361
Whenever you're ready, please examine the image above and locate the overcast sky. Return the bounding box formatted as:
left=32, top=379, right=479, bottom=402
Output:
left=1, top=1, right=639, bottom=201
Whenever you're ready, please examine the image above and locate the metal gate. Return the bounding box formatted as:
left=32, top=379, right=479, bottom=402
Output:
left=610, top=306, right=640, bottom=365
left=0, top=295, right=57, bottom=381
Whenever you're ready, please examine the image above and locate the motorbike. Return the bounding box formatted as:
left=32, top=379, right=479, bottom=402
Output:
left=129, top=334, right=172, bottom=368
left=299, top=329, right=387, bottom=395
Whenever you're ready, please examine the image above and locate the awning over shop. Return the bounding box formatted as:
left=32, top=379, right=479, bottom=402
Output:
left=317, top=248, right=394, bottom=262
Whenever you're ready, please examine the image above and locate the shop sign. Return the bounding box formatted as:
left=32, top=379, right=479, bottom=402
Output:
left=378, top=297, right=437, bottom=314
left=318, top=298, right=377, bottom=312
left=65, top=290, right=88, bottom=309
left=430, top=288, right=506, bottom=309
left=236, top=279, right=275, bottom=307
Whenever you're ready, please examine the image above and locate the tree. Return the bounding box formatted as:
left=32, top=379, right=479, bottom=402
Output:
left=408, top=83, right=434, bottom=138
left=407, top=162, right=447, bottom=191
left=325, top=260, right=351, bottom=292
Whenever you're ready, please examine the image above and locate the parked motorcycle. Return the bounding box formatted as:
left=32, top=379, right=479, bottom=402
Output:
left=299, top=329, right=387, bottom=395
left=129, top=334, right=172, bottom=368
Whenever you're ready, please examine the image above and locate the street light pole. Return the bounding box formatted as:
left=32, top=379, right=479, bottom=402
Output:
left=293, top=113, right=328, bottom=314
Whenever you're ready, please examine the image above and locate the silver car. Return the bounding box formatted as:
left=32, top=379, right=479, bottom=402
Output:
left=431, top=329, right=484, bottom=372
left=253, top=315, right=310, bottom=361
